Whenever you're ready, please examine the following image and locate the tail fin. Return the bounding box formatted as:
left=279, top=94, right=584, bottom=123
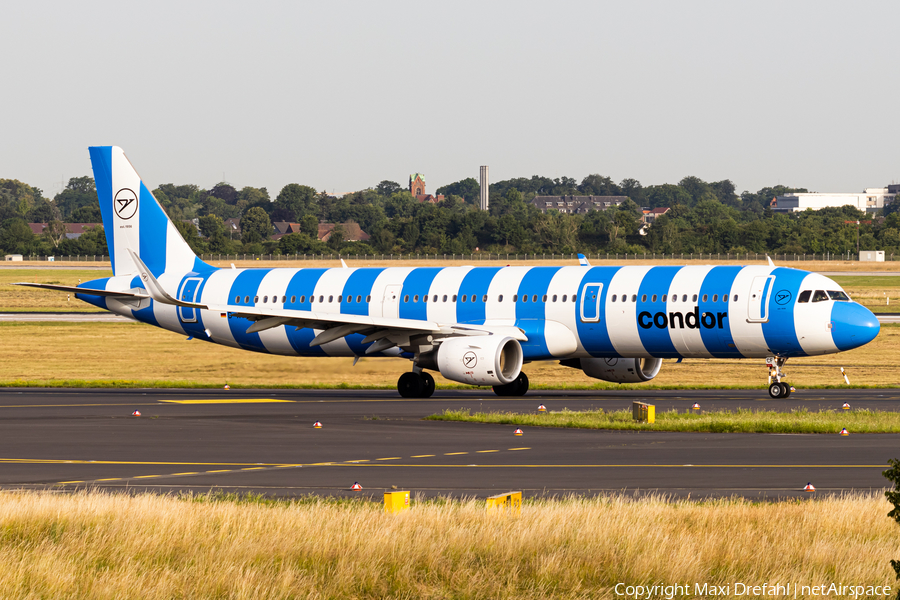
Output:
left=88, top=146, right=211, bottom=277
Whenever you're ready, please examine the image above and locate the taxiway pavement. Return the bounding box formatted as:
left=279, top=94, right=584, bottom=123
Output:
left=0, top=388, right=895, bottom=499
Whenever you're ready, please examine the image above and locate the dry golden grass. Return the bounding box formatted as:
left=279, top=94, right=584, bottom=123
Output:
left=0, top=321, right=897, bottom=389
left=0, top=490, right=894, bottom=598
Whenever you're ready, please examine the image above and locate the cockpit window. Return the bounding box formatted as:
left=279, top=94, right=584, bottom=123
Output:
left=828, top=290, right=850, bottom=301
left=811, top=290, right=829, bottom=302
left=797, top=290, right=811, bottom=303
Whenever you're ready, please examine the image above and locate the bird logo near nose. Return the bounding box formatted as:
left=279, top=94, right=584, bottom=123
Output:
left=775, top=290, right=792, bottom=305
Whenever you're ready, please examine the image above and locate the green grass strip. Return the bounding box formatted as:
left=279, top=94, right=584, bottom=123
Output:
left=427, top=407, right=900, bottom=434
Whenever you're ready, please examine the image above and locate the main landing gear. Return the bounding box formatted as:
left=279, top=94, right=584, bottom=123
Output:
left=397, top=371, right=435, bottom=398
left=493, top=372, right=529, bottom=397
left=767, top=356, right=791, bottom=398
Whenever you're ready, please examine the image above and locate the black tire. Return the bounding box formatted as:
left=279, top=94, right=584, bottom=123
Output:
left=512, top=372, right=529, bottom=396
left=780, top=382, right=791, bottom=398
left=420, top=372, right=435, bottom=398
left=768, top=382, right=782, bottom=398
left=492, top=383, right=511, bottom=396
left=398, top=372, right=423, bottom=398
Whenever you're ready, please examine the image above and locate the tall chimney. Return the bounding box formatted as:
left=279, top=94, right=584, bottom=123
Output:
left=479, top=166, right=489, bottom=211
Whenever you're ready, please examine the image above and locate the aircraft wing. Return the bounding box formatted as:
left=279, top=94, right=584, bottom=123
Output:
left=12, top=282, right=150, bottom=299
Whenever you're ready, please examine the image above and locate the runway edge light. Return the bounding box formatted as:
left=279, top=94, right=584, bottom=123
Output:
left=537, top=404, right=547, bottom=412
left=132, top=410, right=141, bottom=417
left=803, top=482, right=816, bottom=492
left=224, top=384, right=230, bottom=390
left=384, top=491, right=410, bottom=513
left=351, top=482, right=362, bottom=491
left=842, top=402, right=850, bottom=410
left=840, top=428, right=849, bottom=436
left=691, top=402, right=700, bottom=410
left=313, top=421, right=323, bottom=429
left=514, top=428, right=524, bottom=436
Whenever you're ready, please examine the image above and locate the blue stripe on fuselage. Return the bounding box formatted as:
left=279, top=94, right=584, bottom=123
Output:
left=456, top=267, right=502, bottom=324
left=341, top=268, right=387, bottom=354
left=226, top=269, right=272, bottom=352
left=761, top=267, right=807, bottom=357
left=74, top=277, right=110, bottom=310
left=697, top=266, right=742, bottom=358
left=127, top=275, right=159, bottom=327
left=399, top=267, right=442, bottom=321
left=636, top=266, right=682, bottom=358
left=575, top=266, right=622, bottom=358
left=516, top=267, right=561, bottom=360
left=283, top=269, right=328, bottom=355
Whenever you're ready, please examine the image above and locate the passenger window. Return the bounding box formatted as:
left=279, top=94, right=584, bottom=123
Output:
left=483, top=294, right=488, bottom=302
left=404, top=295, right=409, bottom=302
left=329, top=296, right=334, bottom=303
left=562, top=295, right=567, bottom=302
left=712, top=294, right=718, bottom=302
left=702, top=294, right=708, bottom=302
left=452, top=295, right=457, bottom=302
left=366, top=295, right=371, bottom=302
left=300, top=295, right=306, bottom=303
left=310, top=296, right=315, bottom=303
left=692, top=294, right=698, bottom=302
left=513, top=294, right=518, bottom=302
left=612, top=294, right=617, bottom=302
left=234, top=296, right=240, bottom=303
left=499, top=295, right=504, bottom=302
left=244, top=296, right=250, bottom=304
left=531, top=294, right=537, bottom=303
left=682, top=295, right=687, bottom=302
left=797, top=290, right=811, bottom=303
left=337, top=295, right=342, bottom=303
left=662, top=294, right=667, bottom=302
left=631, top=294, right=637, bottom=302
left=732, top=295, right=737, bottom=302
left=442, top=295, right=448, bottom=302
left=263, top=296, right=268, bottom=303
left=319, top=295, right=324, bottom=303
left=423, top=295, right=428, bottom=302
left=413, top=295, right=419, bottom=303
left=828, top=290, right=850, bottom=301
left=254, top=296, right=259, bottom=303
left=460, top=295, right=467, bottom=302
left=356, top=295, right=362, bottom=303
left=812, top=290, right=829, bottom=302
left=347, top=295, right=353, bottom=303
left=432, top=295, right=437, bottom=302
left=651, top=295, right=657, bottom=302
left=641, top=294, right=647, bottom=302
left=282, top=296, right=286, bottom=303
left=523, top=295, right=529, bottom=303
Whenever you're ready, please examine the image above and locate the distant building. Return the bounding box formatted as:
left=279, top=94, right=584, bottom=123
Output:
left=4, top=254, right=23, bottom=261
left=317, top=221, right=370, bottom=243
left=642, top=207, right=671, bottom=224
left=530, top=196, right=627, bottom=214
left=223, top=218, right=241, bottom=235
left=28, top=223, right=101, bottom=239
left=773, top=188, right=897, bottom=214
left=409, top=173, right=445, bottom=204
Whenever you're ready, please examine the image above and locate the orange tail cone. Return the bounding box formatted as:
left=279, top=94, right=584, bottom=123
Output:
left=514, top=428, right=524, bottom=436
left=351, top=482, right=362, bottom=491
left=803, top=482, right=816, bottom=492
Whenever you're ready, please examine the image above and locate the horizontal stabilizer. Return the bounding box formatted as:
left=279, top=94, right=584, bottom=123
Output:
left=12, top=282, right=150, bottom=298
left=128, top=249, right=208, bottom=310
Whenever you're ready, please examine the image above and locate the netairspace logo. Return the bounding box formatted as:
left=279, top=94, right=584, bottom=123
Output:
left=613, top=582, right=893, bottom=599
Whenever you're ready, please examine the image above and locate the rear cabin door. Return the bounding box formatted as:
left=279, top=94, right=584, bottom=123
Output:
left=178, top=277, right=203, bottom=323
left=747, top=275, right=774, bottom=323
left=579, top=283, right=603, bottom=323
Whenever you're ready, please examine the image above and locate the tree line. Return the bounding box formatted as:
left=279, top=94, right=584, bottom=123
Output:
left=0, top=171, right=894, bottom=258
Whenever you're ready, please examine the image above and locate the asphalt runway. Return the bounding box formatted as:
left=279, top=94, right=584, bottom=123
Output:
left=0, top=388, right=896, bottom=500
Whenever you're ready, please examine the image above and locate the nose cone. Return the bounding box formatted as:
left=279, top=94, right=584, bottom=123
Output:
left=831, top=302, right=880, bottom=351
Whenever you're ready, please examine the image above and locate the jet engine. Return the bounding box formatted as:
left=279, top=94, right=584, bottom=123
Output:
left=579, top=357, right=663, bottom=383
left=433, top=336, right=523, bottom=386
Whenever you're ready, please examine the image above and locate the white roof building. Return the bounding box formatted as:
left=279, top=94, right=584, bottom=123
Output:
left=774, top=188, right=896, bottom=213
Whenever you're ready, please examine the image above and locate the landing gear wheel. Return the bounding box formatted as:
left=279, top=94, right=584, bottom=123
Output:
left=780, top=382, right=791, bottom=398
left=398, top=372, right=423, bottom=398
left=493, top=372, right=530, bottom=397
left=768, top=382, right=783, bottom=398
left=420, top=372, right=435, bottom=398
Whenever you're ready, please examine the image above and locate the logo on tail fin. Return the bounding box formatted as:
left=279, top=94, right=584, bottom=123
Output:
left=114, top=188, right=138, bottom=220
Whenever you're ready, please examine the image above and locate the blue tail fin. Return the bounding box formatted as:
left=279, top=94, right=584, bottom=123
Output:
left=89, top=146, right=211, bottom=277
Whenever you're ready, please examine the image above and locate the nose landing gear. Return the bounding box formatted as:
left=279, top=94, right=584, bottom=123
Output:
left=766, top=357, right=791, bottom=398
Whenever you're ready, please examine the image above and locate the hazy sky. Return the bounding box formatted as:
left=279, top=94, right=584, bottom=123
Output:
left=3, top=1, right=898, bottom=199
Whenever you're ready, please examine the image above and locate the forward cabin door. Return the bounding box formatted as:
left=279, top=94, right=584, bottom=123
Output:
left=382, top=284, right=402, bottom=319
left=747, top=275, right=774, bottom=323
left=579, top=283, right=603, bottom=323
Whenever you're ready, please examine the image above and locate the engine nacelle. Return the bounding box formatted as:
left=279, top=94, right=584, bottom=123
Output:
left=580, top=357, right=663, bottom=383
left=435, top=336, right=523, bottom=386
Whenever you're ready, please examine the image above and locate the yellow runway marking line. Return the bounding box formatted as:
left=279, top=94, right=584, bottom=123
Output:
left=241, top=467, right=266, bottom=471
left=476, top=450, right=499, bottom=453
left=345, top=460, right=369, bottom=463
left=0, top=458, right=287, bottom=466
left=206, top=470, right=233, bottom=473
left=508, top=447, right=530, bottom=451
left=376, top=457, right=401, bottom=461
left=133, top=475, right=160, bottom=479
left=96, top=478, right=121, bottom=481
left=171, top=472, right=198, bottom=476
left=58, top=481, right=83, bottom=484
left=411, top=454, right=435, bottom=458
left=325, top=463, right=889, bottom=468
left=444, top=452, right=468, bottom=455
left=159, top=399, right=295, bottom=404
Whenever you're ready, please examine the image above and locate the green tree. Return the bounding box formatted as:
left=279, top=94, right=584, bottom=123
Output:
left=327, top=224, right=345, bottom=251
left=579, top=174, right=621, bottom=196
left=198, top=214, right=234, bottom=253
left=0, top=218, right=35, bottom=253
left=273, top=184, right=317, bottom=222
left=241, top=206, right=272, bottom=244
left=376, top=181, right=401, bottom=197
left=69, top=205, right=101, bottom=223
left=54, top=176, right=97, bottom=218
left=0, top=179, right=46, bottom=221
left=436, top=178, right=480, bottom=204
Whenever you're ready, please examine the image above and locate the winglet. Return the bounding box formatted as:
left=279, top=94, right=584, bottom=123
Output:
left=766, top=255, right=775, bottom=267
left=340, top=259, right=349, bottom=269
left=128, top=249, right=208, bottom=309
left=577, top=253, right=591, bottom=267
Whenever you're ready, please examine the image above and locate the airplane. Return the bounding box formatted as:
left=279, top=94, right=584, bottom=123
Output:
left=15, top=147, right=881, bottom=399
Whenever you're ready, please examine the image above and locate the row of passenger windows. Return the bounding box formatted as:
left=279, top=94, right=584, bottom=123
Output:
left=234, top=293, right=578, bottom=305
left=610, top=293, right=736, bottom=303
left=798, top=290, right=850, bottom=303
